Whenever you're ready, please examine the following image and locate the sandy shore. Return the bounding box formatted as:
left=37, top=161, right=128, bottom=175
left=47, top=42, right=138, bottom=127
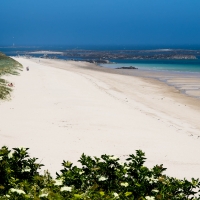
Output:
left=0, top=57, right=200, bottom=179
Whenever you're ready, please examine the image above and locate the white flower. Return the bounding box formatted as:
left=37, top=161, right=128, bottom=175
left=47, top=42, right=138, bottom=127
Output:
left=54, top=179, right=63, bottom=186
left=22, top=166, right=31, bottom=172
left=152, top=189, right=159, bottom=193
left=150, top=178, right=158, bottom=184
left=120, top=182, right=129, bottom=187
left=145, top=196, right=155, bottom=200
left=60, top=186, right=72, bottom=192
left=113, top=192, right=119, bottom=198
left=41, top=188, right=47, bottom=192
left=10, top=188, right=26, bottom=195
left=124, top=166, right=130, bottom=170
left=145, top=176, right=158, bottom=184
left=79, top=170, right=84, bottom=175
left=39, top=193, right=48, bottom=198
left=109, top=156, right=118, bottom=160
left=98, top=176, right=108, bottom=181
left=8, top=152, right=13, bottom=159
left=5, top=195, right=10, bottom=198
left=18, top=189, right=25, bottom=194
left=0, top=156, right=3, bottom=161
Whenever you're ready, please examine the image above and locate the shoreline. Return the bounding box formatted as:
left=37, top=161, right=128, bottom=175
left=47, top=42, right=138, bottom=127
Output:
left=24, top=55, right=200, bottom=100
left=1, top=57, right=200, bottom=179
left=99, top=63, right=200, bottom=100
left=35, top=57, right=200, bottom=128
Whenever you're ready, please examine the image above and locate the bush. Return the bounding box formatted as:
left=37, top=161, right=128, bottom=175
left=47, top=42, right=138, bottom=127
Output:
left=0, top=146, right=199, bottom=199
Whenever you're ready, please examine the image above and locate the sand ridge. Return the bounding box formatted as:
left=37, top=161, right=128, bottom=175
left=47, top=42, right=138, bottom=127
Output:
left=0, top=57, right=200, bottom=179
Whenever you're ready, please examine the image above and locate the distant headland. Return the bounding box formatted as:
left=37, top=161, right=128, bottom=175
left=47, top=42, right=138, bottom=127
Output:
left=25, top=48, right=199, bottom=64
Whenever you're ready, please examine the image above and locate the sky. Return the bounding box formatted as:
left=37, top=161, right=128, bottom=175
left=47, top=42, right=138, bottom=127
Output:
left=1, top=0, right=200, bottom=47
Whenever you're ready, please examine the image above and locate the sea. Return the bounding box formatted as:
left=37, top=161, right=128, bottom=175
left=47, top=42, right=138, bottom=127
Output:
left=1, top=45, right=200, bottom=99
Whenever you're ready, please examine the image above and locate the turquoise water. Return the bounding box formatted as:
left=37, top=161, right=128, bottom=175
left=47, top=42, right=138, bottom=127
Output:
left=101, top=59, right=200, bottom=73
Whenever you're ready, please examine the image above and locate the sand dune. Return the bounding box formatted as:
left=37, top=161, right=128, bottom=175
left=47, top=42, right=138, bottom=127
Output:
left=0, top=57, right=200, bottom=179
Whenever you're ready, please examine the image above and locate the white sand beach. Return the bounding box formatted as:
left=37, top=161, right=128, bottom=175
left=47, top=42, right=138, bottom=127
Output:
left=0, top=57, right=200, bottom=179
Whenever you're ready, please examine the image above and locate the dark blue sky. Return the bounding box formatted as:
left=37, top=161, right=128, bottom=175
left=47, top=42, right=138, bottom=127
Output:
left=1, top=0, right=200, bottom=46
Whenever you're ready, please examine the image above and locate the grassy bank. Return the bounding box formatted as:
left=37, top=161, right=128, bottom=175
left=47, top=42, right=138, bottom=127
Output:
left=0, top=52, right=22, bottom=100
left=0, top=146, right=200, bottom=199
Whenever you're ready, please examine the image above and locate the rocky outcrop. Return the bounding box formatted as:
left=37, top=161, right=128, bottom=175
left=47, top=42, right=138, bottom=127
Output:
left=116, top=66, right=138, bottom=69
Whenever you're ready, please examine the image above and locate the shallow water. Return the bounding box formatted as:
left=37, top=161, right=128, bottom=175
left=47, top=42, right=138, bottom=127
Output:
left=101, top=59, right=200, bottom=73
left=100, top=62, right=200, bottom=99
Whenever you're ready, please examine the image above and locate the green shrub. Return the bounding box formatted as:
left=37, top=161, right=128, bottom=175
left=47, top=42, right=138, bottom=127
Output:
left=0, top=146, right=199, bottom=199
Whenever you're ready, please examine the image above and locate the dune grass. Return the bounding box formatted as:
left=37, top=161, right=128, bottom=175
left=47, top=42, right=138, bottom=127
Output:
left=0, top=52, right=22, bottom=100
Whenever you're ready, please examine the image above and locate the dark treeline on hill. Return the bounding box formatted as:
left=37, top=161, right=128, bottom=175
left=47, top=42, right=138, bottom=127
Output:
left=0, top=146, right=200, bottom=199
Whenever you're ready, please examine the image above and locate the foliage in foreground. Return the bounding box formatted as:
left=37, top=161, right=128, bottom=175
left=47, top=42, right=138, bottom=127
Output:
left=0, top=146, right=200, bottom=199
left=0, top=52, right=22, bottom=100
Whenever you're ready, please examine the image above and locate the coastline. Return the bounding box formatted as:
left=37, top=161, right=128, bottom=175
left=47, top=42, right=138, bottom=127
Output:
left=100, top=63, right=200, bottom=100
left=0, top=57, right=200, bottom=179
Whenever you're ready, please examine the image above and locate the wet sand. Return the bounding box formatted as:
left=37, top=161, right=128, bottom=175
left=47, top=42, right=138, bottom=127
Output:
left=111, top=69, right=200, bottom=100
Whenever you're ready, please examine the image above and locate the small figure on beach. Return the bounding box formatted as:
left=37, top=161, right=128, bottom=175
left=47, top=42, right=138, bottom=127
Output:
left=26, top=66, right=29, bottom=71
left=8, top=83, right=13, bottom=87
